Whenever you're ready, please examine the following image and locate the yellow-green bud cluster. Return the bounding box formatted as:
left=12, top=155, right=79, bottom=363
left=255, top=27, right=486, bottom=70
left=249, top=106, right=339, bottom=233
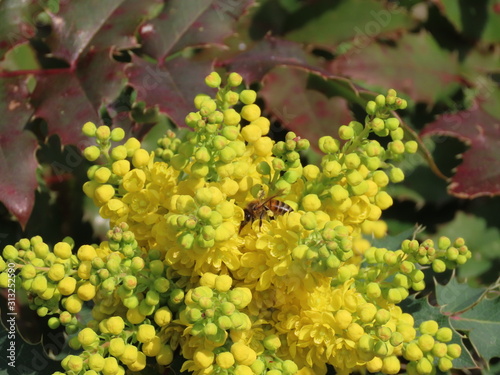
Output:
left=401, top=237, right=471, bottom=270
left=181, top=277, right=252, bottom=346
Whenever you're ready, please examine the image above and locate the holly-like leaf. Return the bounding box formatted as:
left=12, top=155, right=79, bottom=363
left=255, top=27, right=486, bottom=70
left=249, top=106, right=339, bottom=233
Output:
left=46, top=0, right=162, bottom=65
left=329, top=31, right=463, bottom=104
left=29, top=50, right=129, bottom=147
left=435, top=276, right=487, bottom=314
left=0, top=330, right=63, bottom=375
left=0, top=76, right=38, bottom=229
left=285, top=0, right=416, bottom=48
left=435, top=0, right=500, bottom=44
left=452, top=297, right=500, bottom=364
left=421, top=90, right=500, bottom=198
left=0, top=0, right=41, bottom=61
left=220, top=36, right=334, bottom=84
left=400, top=292, right=476, bottom=369
left=260, top=67, right=354, bottom=148
left=139, top=0, right=255, bottom=62
left=125, top=56, right=214, bottom=127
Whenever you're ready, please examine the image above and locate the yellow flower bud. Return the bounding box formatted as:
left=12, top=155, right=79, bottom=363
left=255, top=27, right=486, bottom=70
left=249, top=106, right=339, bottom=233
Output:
left=240, top=104, right=261, bottom=122
left=346, top=323, right=364, bottom=341
left=124, top=137, right=141, bottom=157
left=94, top=167, right=112, bottom=183
left=223, top=108, right=241, bottom=126
left=382, top=356, right=401, bottom=374
left=109, top=338, right=125, bottom=357
left=132, top=149, right=150, bottom=168
left=47, top=263, right=65, bottom=281
left=374, top=191, right=393, bottom=210
left=435, top=327, right=453, bottom=342
left=77, top=281, right=96, bottom=301
left=54, top=241, right=72, bottom=259
left=216, top=352, right=235, bottom=369
left=78, top=327, right=98, bottom=347
left=58, top=277, right=76, bottom=295
left=194, top=349, right=214, bottom=368
left=302, top=194, right=321, bottom=211
left=94, top=184, right=115, bottom=205
left=102, top=357, right=119, bottom=375
left=366, top=357, right=383, bottom=373
left=84, top=146, right=101, bottom=161
left=251, top=116, right=270, bottom=134
left=241, top=124, right=262, bottom=143
left=253, top=137, right=273, bottom=156
left=231, top=342, right=257, bottom=366
left=137, top=324, right=156, bottom=343
left=106, top=316, right=125, bottom=335
left=142, top=336, right=162, bottom=356
left=156, top=345, right=174, bottom=365
left=335, top=309, right=352, bottom=329
left=112, top=160, right=130, bottom=176
left=120, top=344, right=138, bottom=365
left=77, top=245, right=97, bottom=261
left=65, top=295, right=83, bottom=313
left=82, top=122, right=97, bottom=136
left=127, top=307, right=146, bottom=325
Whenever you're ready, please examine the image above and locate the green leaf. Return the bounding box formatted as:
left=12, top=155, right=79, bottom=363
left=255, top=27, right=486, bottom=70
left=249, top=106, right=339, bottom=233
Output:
left=435, top=277, right=487, bottom=314
left=452, top=297, right=500, bottom=364
left=285, top=0, right=415, bottom=48
left=0, top=330, right=63, bottom=375
left=437, top=0, right=500, bottom=44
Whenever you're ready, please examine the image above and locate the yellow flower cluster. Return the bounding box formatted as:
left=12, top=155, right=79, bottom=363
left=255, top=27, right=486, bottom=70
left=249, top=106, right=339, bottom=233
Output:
left=74, top=72, right=469, bottom=375
left=0, top=71, right=466, bottom=375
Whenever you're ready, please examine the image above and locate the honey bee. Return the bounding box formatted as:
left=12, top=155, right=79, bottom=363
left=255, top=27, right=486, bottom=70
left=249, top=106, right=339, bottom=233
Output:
left=239, top=191, right=293, bottom=233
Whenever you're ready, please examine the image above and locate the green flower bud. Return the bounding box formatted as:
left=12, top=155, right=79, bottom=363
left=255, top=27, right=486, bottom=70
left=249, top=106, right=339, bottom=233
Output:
left=416, top=357, right=433, bottom=375
left=366, top=101, right=377, bottom=115
left=372, top=94, right=385, bottom=108
left=223, top=109, right=241, bottom=126
left=405, top=140, right=418, bottom=153
left=96, top=125, right=111, bottom=141
left=319, top=136, right=340, bottom=154
left=432, top=259, right=446, bottom=273
left=435, top=327, right=453, bottom=342
left=82, top=122, right=97, bottom=137
left=385, top=117, right=400, bottom=131
left=344, top=153, right=361, bottom=169
left=389, top=167, right=405, bottom=183
left=205, top=72, right=221, bottom=88
left=83, top=146, right=101, bottom=161
left=228, top=72, right=243, bottom=87
left=370, top=117, right=385, bottom=132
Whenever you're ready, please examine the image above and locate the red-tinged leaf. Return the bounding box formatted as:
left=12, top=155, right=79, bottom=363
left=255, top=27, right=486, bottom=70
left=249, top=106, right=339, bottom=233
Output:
left=421, top=94, right=500, bottom=198
left=125, top=56, right=214, bottom=127
left=0, top=0, right=41, bottom=60
left=30, top=48, right=127, bottom=146
left=260, top=67, right=353, bottom=148
left=220, top=36, right=334, bottom=84
left=46, top=0, right=161, bottom=65
left=0, top=76, right=38, bottom=228
left=330, top=32, right=463, bottom=104
left=140, top=0, right=255, bottom=61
